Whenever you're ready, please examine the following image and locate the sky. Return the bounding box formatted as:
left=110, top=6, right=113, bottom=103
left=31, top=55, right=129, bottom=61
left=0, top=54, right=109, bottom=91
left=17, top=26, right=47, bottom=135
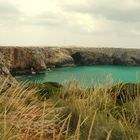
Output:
left=0, top=0, right=140, bottom=48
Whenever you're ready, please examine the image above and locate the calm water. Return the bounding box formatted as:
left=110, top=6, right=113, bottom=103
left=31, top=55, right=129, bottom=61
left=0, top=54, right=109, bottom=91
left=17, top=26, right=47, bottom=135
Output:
left=16, top=66, right=140, bottom=87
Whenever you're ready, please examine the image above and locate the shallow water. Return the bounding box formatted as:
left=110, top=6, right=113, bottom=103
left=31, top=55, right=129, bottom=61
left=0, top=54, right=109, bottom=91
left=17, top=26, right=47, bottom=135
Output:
left=16, top=66, right=140, bottom=87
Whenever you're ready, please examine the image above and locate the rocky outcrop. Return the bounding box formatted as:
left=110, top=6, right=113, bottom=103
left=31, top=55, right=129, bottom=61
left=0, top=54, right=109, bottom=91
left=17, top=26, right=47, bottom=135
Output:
left=71, top=48, right=140, bottom=66
left=0, top=52, right=17, bottom=89
left=0, top=47, right=140, bottom=76
left=0, top=53, right=10, bottom=75
left=0, top=47, right=47, bottom=75
left=71, top=51, right=113, bottom=65
left=112, top=52, right=140, bottom=66
left=0, top=47, right=74, bottom=75
left=44, top=48, right=74, bottom=67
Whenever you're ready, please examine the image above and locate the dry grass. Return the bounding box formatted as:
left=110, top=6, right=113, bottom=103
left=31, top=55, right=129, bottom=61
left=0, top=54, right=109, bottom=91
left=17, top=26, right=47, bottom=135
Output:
left=0, top=82, right=63, bottom=140
left=55, top=81, right=140, bottom=140
left=1, top=80, right=140, bottom=140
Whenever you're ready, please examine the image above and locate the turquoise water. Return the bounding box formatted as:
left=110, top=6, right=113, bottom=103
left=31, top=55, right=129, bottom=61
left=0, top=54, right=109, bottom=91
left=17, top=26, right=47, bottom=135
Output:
left=16, top=66, right=140, bottom=87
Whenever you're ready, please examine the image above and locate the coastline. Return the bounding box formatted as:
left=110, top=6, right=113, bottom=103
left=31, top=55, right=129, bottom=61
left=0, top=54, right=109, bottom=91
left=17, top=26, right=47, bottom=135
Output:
left=0, top=46, right=140, bottom=77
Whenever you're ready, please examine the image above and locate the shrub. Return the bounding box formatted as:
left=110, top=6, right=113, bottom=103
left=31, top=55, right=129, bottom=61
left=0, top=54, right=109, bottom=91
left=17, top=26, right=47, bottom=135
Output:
left=110, top=83, right=140, bottom=104
left=37, top=82, right=63, bottom=100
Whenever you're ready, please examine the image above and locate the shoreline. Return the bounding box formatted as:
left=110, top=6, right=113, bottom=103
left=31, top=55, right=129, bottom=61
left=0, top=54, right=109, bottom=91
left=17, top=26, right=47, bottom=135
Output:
left=1, top=46, right=140, bottom=76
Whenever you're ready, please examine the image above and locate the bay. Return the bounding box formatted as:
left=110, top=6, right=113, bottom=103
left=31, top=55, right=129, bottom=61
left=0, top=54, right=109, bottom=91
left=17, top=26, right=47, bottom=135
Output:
left=16, top=66, right=140, bottom=87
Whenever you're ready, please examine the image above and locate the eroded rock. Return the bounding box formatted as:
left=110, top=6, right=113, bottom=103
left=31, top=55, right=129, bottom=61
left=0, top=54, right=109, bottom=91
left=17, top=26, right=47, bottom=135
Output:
left=0, top=52, right=17, bottom=90
left=0, top=47, right=140, bottom=76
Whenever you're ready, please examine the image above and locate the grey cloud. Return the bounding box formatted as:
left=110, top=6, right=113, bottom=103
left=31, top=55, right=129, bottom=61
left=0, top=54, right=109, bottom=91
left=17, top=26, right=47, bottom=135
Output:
left=0, top=2, right=23, bottom=24
left=89, top=6, right=140, bottom=22
left=1, top=0, right=140, bottom=48
left=61, top=1, right=140, bottom=22
left=0, top=1, right=63, bottom=27
left=24, top=13, right=65, bottom=26
left=0, top=2, right=19, bottom=14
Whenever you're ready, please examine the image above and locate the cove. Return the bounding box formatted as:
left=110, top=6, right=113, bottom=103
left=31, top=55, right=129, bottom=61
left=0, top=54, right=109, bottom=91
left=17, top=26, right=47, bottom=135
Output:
left=16, top=65, right=140, bottom=87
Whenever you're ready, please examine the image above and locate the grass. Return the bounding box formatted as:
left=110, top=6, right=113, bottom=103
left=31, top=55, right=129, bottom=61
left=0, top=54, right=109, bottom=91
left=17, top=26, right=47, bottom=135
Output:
left=0, top=82, right=63, bottom=140
left=1, top=80, right=140, bottom=139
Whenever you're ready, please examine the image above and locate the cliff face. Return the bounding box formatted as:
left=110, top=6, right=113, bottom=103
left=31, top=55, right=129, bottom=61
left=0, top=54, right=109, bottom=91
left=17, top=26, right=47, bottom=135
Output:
left=0, top=47, right=74, bottom=75
left=71, top=48, right=140, bottom=66
left=0, top=52, right=17, bottom=88
left=0, top=47, right=140, bottom=76
left=71, top=51, right=113, bottom=65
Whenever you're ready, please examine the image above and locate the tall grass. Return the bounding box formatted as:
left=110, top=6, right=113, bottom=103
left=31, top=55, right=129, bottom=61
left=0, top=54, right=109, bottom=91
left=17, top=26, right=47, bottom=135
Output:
left=54, top=81, right=140, bottom=140
left=1, top=80, right=140, bottom=139
left=0, top=81, right=63, bottom=140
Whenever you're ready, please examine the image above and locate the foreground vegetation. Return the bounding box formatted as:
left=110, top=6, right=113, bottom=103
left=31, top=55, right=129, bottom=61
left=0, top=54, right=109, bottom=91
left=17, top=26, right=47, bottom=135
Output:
left=1, top=80, right=140, bottom=140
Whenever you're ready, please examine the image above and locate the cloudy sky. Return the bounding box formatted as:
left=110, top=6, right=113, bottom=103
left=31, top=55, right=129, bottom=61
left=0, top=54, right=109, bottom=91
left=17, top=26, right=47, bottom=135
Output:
left=0, top=0, right=140, bottom=48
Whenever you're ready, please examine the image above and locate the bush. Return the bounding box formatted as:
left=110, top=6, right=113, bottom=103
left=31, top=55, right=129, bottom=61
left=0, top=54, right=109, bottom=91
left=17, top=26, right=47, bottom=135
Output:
left=37, top=82, right=63, bottom=100
left=110, top=83, right=140, bottom=104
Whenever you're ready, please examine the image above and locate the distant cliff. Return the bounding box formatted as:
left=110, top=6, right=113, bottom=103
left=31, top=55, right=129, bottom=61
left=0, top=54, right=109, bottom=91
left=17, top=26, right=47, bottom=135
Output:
left=0, top=47, right=140, bottom=75
left=71, top=48, right=140, bottom=66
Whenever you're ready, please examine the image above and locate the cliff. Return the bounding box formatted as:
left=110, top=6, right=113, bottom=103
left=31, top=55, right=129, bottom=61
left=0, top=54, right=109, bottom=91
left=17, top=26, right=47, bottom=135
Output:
left=0, top=47, right=74, bottom=75
left=0, top=52, right=17, bottom=89
left=71, top=48, right=140, bottom=66
left=0, top=47, right=140, bottom=75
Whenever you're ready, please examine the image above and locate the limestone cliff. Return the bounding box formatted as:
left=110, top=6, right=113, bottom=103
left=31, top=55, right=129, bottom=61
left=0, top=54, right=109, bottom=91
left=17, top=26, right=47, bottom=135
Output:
left=0, top=47, right=140, bottom=76
left=0, top=52, right=17, bottom=89
left=0, top=47, right=74, bottom=75
left=71, top=48, right=140, bottom=66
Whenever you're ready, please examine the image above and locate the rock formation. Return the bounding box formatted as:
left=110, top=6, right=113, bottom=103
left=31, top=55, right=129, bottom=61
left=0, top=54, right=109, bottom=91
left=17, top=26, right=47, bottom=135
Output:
left=71, top=51, right=113, bottom=65
left=0, top=47, right=140, bottom=76
left=0, top=47, right=74, bottom=75
left=0, top=52, right=17, bottom=89
left=71, top=48, right=140, bottom=66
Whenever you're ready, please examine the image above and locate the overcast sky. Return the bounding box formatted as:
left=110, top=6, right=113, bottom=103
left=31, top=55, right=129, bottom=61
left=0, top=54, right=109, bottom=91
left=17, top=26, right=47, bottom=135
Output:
left=0, top=0, right=140, bottom=48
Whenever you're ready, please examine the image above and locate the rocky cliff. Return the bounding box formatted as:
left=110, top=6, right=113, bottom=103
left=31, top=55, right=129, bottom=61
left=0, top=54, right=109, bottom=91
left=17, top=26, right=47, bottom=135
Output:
left=71, top=48, right=140, bottom=66
left=0, top=47, right=140, bottom=76
left=0, top=47, right=74, bottom=75
left=0, top=52, right=17, bottom=89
